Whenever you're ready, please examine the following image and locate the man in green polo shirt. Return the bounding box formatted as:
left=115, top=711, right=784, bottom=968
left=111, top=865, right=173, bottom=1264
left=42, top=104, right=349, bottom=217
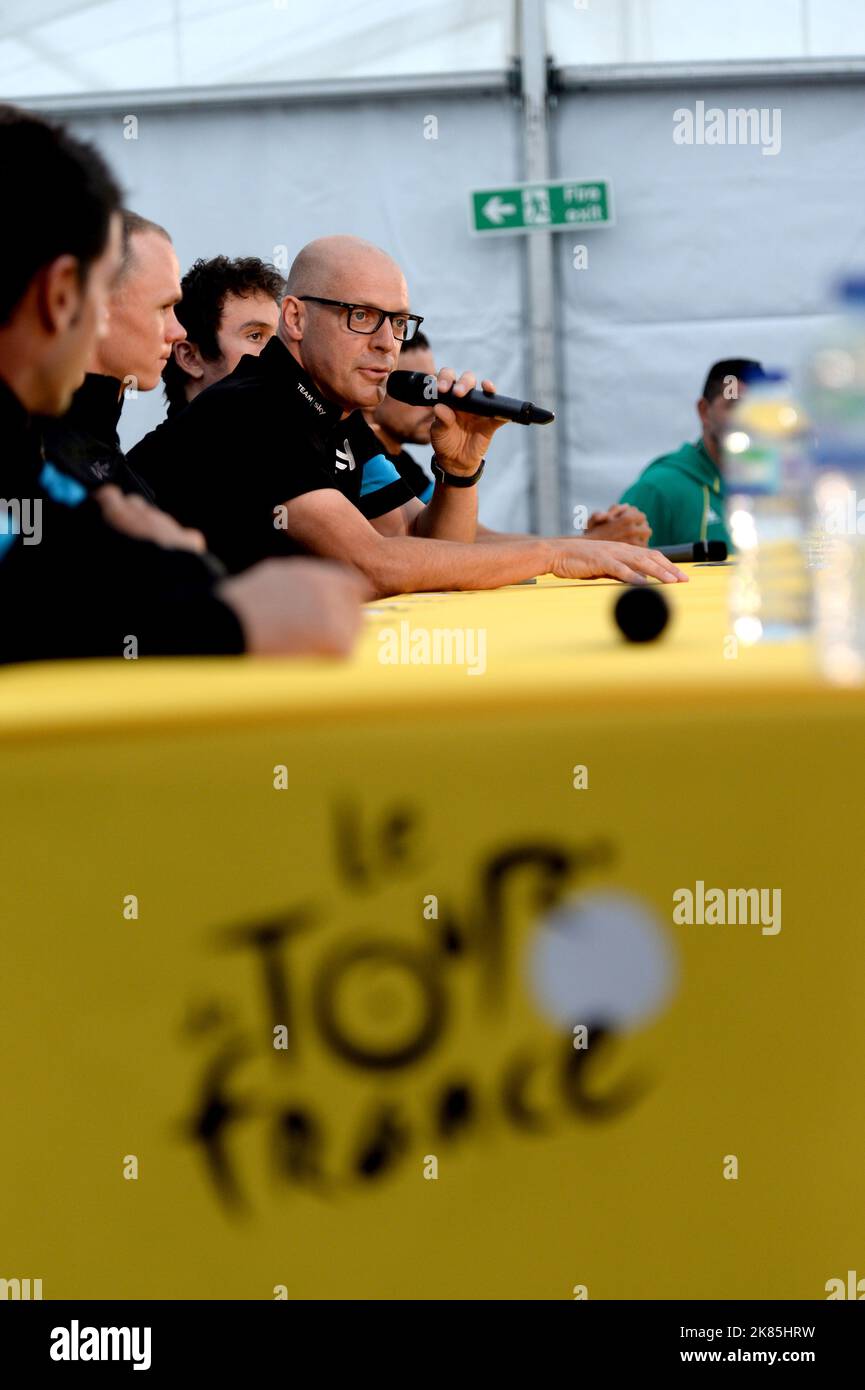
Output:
left=619, top=358, right=762, bottom=548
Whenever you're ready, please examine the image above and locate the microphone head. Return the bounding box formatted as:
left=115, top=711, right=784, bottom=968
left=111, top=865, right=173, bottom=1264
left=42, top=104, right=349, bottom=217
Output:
left=386, top=371, right=431, bottom=407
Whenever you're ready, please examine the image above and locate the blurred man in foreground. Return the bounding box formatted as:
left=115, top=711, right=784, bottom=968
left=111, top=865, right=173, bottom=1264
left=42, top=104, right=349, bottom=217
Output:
left=619, top=357, right=762, bottom=548
left=130, top=235, right=686, bottom=593
left=0, top=105, right=363, bottom=663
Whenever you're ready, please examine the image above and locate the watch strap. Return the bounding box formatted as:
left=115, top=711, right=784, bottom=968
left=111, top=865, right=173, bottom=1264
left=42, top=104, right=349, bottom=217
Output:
left=431, top=457, right=485, bottom=488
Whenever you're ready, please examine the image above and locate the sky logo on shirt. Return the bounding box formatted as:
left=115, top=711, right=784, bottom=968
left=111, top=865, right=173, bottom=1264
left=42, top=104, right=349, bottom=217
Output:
left=297, top=381, right=327, bottom=416
left=335, top=439, right=356, bottom=471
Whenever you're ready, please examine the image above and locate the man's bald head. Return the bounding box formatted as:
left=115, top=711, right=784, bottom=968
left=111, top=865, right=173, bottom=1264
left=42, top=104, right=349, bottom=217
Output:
left=285, top=235, right=403, bottom=299
left=280, top=235, right=412, bottom=415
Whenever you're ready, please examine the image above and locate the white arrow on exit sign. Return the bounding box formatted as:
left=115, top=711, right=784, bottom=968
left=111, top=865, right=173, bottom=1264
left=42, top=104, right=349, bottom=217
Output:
left=481, top=195, right=518, bottom=225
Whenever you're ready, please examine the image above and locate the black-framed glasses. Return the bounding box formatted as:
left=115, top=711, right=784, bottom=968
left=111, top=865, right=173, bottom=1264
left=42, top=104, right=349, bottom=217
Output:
left=298, top=296, right=424, bottom=343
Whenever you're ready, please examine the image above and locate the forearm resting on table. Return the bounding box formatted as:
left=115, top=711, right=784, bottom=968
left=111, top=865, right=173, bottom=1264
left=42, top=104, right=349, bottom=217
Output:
left=361, top=535, right=552, bottom=597
left=283, top=492, right=552, bottom=597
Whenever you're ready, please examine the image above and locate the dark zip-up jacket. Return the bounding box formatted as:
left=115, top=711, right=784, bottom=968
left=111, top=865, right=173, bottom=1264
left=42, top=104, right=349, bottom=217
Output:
left=40, top=372, right=155, bottom=499
left=0, top=377, right=244, bottom=664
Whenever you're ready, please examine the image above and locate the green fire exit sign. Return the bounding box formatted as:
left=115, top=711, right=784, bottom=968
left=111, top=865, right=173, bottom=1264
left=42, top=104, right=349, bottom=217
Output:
left=470, top=179, right=614, bottom=235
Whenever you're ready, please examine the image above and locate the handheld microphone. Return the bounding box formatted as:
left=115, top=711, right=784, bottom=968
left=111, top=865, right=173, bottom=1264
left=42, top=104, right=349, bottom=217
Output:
left=387, top=371, right=555, bottom=425
left=658, top=540, right=728, bottom=563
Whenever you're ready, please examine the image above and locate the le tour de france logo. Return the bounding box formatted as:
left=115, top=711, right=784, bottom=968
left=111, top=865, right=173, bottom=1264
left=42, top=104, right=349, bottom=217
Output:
left=177, top=801, right=679, bottom=1214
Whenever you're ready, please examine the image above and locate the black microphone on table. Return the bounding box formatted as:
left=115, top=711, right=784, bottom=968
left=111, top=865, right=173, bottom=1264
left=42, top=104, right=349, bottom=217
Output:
left=658, top=540, right=728, bottom=563
left=613, top=541, right=728, bottom=643
left=387, top=371, right=555, bottom=425
left=614, top=586, right=670, bottom=643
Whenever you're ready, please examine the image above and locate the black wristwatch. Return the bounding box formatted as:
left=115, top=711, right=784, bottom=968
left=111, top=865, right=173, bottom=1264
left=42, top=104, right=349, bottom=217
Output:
left=431, top=457, right=486, bottom=488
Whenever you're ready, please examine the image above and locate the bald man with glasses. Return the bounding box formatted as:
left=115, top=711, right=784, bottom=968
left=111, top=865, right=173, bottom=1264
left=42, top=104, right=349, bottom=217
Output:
left=130, top=235, right=686, bottom=593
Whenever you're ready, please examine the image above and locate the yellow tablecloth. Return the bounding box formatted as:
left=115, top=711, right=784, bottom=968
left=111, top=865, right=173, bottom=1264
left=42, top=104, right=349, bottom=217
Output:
left=0, top=564, right=862, bottom=1300
left=0, top=566, right=825, bottom=738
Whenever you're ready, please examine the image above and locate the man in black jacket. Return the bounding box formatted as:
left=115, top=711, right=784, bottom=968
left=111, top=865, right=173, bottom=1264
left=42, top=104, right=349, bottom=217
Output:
left=0, top=105, right=363, bottom=664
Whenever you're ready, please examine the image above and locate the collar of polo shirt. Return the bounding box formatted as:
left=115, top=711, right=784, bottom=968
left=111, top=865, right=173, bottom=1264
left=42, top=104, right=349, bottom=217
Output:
left=256, top=336, right=343, bottom=432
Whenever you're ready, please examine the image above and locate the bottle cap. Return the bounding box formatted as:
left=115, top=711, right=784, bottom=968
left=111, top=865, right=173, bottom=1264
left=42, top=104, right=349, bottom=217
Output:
left=741, top=366, right=787, bottom=386
left=838, top=277, right=865, bottom=304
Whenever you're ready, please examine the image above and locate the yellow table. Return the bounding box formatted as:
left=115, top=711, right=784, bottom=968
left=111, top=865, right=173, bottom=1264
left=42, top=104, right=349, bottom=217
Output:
left=0, top=565, right=862, bottom=1300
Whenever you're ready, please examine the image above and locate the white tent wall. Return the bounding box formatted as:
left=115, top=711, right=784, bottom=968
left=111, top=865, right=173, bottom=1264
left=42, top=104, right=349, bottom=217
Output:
left=553, top=77, right=865, bottom=521
left=60, top=70, right=865, bottom=535
left=66, top=90, right=534, bottom=533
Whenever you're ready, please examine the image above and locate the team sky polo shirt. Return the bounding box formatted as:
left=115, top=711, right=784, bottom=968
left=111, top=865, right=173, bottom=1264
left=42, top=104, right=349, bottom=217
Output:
left=0, top=377, right=243, bottom=663
left=128, top=336, right=415, bottom=575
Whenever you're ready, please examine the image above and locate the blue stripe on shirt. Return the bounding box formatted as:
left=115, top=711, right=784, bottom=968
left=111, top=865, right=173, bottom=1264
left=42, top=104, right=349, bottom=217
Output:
left=359, top=452, right=402, bottom=498
left=38, top=462, right=87, bottom=507
left=0, top=506, right=19, bottom=559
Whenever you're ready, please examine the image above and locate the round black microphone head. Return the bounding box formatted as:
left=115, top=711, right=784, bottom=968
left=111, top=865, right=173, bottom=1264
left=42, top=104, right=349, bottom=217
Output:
left=386, top=370, right=427, bottom=404
left=613, top=586, right=670, bottom=643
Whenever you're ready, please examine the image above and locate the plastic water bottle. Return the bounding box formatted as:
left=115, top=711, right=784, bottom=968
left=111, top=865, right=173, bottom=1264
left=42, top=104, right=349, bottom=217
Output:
left=723, top=370, right=811, bottom=645
left=803, top=278, right=865, bottom=684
